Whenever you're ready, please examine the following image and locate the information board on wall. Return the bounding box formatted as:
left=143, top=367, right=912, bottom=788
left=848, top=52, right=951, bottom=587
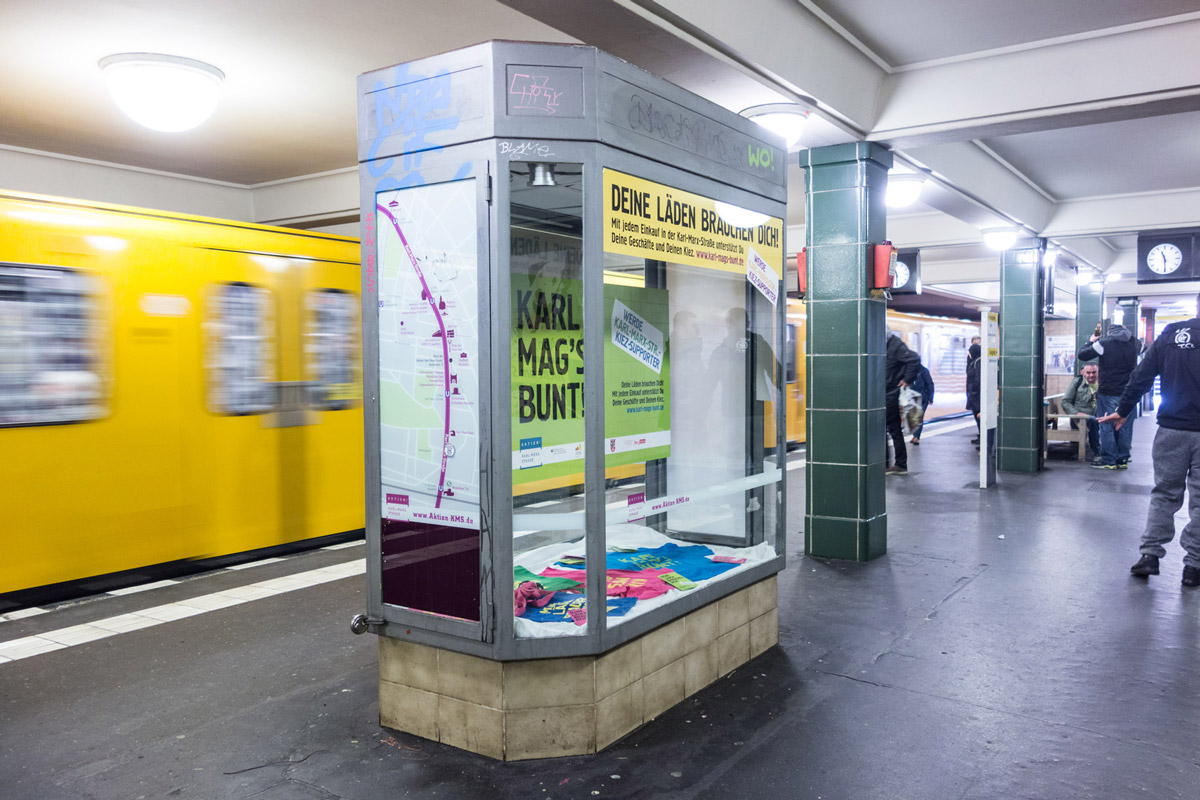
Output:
left=1044, top=334, right=1076, bottom=375
left=602, top=169, right=784, bottom=287
left=375, top=180, right=481, bottom=530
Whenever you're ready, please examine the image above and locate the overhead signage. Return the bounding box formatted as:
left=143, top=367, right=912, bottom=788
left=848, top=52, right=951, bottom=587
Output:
left=603, top=169, right=784, bottom=279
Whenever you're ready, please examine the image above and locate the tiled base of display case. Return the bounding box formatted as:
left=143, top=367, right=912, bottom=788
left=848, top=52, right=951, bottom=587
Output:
left=378, top=575, right=778, bottom=760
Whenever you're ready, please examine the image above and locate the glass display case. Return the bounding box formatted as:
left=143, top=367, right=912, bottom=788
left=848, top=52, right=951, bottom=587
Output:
left=358, top=41, right=788, bottom=661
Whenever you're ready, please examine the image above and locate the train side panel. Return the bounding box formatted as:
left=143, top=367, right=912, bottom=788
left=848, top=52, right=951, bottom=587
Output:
left=0, top=191, right=363, bottom=595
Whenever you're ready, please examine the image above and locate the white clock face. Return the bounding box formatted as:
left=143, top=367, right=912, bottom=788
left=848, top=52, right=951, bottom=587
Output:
left=893, top=261, right=910, bottom=288
left=1147, top=243, right=1183, bottom=275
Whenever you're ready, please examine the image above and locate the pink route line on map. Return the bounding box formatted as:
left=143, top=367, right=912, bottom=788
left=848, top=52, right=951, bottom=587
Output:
left=377, top=203, right=451, bottom=509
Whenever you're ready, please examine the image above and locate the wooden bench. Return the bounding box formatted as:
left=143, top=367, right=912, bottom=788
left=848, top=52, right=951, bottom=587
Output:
left=1045, top=396, right=1088, bottom=461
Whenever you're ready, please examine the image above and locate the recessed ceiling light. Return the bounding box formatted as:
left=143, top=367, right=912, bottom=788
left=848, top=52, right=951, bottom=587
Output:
left=99, top=53, right=224, bottom=132
left=740, top=103, right=811, bottom=150
left=982, top=227, right=1019, bottom=250
left=1106, top=272, right=1122, bottom=283
left=886, top=174, right=926, bottom=208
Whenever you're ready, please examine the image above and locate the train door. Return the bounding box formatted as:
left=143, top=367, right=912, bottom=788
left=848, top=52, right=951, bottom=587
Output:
left=202, top=247, right=362, bottom=558
left=298, top=259, right=364, bottom=541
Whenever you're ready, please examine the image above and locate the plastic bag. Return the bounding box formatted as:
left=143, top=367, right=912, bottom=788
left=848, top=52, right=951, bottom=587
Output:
left=900, top=385, right=923, bottom=432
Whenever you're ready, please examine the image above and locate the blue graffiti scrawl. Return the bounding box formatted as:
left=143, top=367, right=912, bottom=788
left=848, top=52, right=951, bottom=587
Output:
left=367, top=65, right=472, bottom=192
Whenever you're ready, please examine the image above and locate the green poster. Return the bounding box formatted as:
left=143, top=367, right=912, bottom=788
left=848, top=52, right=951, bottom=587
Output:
left=511, top=272, right=587, bottom=486
left=603, top=284, right=671, bottom=468
left=510, top=275, right=672, bottom=485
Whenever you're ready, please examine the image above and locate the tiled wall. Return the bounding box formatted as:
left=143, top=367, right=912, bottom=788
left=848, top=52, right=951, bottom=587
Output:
left=378, top=576, right=779, bottom=760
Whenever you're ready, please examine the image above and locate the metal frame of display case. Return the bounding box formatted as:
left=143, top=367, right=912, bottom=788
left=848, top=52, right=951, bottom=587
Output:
left=358, top=41, right=788, bottom=661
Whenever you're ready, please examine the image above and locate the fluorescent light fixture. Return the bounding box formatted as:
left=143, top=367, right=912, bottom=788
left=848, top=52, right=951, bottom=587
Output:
left=100, top=53, right=224, bottom=132
left=1074, top=268, right=1095, bottom=285
left=886, top=174, right=926, bottom=208
left=714, top=201, right=770, bottom=228
left=740, top=103, right=811, bottom=150
left=982, top=227, right=1019, bottom=250
left=1106, top=272, right=1122, bottom=283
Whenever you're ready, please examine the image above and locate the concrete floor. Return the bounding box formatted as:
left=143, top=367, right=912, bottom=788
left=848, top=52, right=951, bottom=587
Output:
left=2, top=414, right=1198, bottom=799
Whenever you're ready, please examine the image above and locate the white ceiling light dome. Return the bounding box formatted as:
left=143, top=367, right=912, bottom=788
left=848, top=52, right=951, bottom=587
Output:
left=982, top=227, right=1019, bottom=251
left=886, top=173, right=926, bottom=208
left=740, top=103, right=812, bottom=150
left=100, top=53, right=224, bottom=132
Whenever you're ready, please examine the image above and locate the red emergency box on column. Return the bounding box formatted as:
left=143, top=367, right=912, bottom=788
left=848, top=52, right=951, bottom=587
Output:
left=870, top=241, right=896, bottom=290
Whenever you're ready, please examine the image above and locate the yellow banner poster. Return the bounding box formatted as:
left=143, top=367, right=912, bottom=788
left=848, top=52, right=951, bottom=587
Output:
left=603, top=169, right=783, bottom=277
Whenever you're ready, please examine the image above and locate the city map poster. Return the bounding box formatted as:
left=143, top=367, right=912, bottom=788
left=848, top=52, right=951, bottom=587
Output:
left=375, top=179, right=481, bottom=533
left=511, top=276, right=672, bottom=485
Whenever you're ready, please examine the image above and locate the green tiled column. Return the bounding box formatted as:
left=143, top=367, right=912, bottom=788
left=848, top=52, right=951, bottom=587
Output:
left=997, top=242, right=1046, bottom=474
left=1076, top=281, right=1105, bottom=362
left=800, top=143, right=891, bottom=561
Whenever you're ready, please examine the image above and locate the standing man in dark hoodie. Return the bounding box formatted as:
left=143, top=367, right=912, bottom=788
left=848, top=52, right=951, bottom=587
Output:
left=885, top=332, right=922, bottom=475
left=1097, top=304, right=1200, bottom=586
left=1078, top=322, right=1143, bottom=469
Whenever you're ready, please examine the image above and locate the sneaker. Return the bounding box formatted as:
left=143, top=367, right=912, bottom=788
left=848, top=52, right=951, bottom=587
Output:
left=885, top=466, right=907, bottom=475
left=970, top=437, right=980, bottom=445
left=1116, top=460, right=1129, bottom=470
left=1131, top=554, right=1159, bottom=577
left=1184, top=566, right=1200, bottom=588
left=910, top=437, right=920, bottom=445
left=1091, top=461, right=1118, bottom=470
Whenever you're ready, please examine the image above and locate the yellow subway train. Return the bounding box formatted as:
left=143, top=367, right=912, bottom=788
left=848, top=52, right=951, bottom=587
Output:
left=0, top=190, right=364, bottom=604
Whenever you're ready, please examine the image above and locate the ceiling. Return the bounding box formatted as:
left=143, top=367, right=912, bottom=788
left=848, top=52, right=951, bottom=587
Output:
left=3, top=0, right=1200, bottom=311
left=804, top=0, right=1200, bottom=68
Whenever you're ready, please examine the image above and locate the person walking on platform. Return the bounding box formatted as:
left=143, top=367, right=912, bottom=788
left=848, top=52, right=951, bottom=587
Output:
left=885, top=332, right=921, bottom=475
left=966, top=339, right=982, bottom=446
left=1098, top=309, right=1200, bottom=586
left=1061, top=363, right=1101, bottom=459
left=909, top=364, right=935, bottom=445
left=1079, top=323, right=1142, bottom=469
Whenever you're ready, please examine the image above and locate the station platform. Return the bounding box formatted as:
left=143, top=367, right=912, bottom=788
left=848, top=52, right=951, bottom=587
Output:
left=2, top=415, right=1198, bottom=800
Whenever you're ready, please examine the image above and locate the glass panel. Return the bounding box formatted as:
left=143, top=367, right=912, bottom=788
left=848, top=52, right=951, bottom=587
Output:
left=305, top=289, right=360, bottom=410
left=599, top=169, right=785, bottom=628
left=205, top=282, right=275, bottom=415
left=507, top=162, right=593, bottom=638
left=375, top=179, right=482, bottom=621
left=0, top=264, right=105, bottom=427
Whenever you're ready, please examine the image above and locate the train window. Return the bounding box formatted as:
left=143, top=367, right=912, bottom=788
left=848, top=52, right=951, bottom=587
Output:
left=204, top=282, right=275, bottom=415
left=0, top=264, right=105, bottom=427
left=305, top=289, right=360, bottom=410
